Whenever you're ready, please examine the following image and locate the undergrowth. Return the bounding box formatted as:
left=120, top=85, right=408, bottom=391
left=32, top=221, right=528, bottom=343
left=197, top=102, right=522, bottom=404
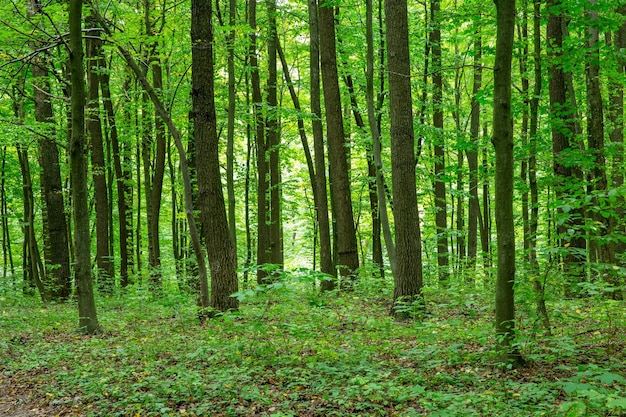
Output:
left=1, top=273, right=625, bottom=416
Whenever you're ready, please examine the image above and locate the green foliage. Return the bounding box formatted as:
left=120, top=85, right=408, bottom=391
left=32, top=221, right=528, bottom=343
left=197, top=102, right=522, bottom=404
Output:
left=1, top=281, right=625, bottom=416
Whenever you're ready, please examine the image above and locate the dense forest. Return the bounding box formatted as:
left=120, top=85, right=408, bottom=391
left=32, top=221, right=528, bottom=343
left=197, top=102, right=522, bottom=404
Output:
left=0, top=0, right=625, bottom=415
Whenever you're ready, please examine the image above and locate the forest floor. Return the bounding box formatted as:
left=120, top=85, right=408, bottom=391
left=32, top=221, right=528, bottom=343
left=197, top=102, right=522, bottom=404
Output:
left=1, top=273, right=625, bottom=416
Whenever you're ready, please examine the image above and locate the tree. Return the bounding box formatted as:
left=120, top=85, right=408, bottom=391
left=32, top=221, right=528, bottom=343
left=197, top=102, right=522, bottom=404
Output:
left=308, top=0, right=334, bottom=288
left=430, top=0, right=449, bottom=285
left=318, top=0, right=359, bottom=286
left=85, top=17, right=114, bottom=292
left=493, top=0, right=523, bottom=367
left=69, top=0, right=99, bottom=334
left=191, top=0, right=239, bottom=313
left=386, top=0, right=423, bottom=315
left=547, top=0, right=587, bottom=296
left=29, top=0, right=71, bottom=300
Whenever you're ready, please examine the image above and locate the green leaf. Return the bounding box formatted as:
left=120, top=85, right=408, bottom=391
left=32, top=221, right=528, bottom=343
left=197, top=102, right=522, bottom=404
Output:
left=607, top=397, right=626, bottom=409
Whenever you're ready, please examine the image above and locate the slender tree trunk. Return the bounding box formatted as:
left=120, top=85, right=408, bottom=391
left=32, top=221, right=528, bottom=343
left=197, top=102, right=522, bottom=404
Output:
left=430, top=0, right=449, bottom=284
left=366, top=0, right=395, bottom=275
left=69, top=0, right=99, bottom=333
left=249, top=0, right=270, bottom=283
left=86, top=21, right=114, bottom=292
left=1, top=147, right=15, bottom=278
left=101, top=56, right=132, bottom=288
left=529, top=0, right=551, bottom=332
left=17, top=145, right=46, bottom=302
left=319, top=0, right=359, bottom=287
left=226, top=0, right=237, bottom=250
left=308, top=0, right=334, bottom=288
left=607, top=5, right=626, bottom=299
left=466, top=29, right=482, bottom=273
left=493, top=0, right=524, bottom=367
left=266, top=0, right=283, bottom=270
left=340, top=70, right=383, bottom=277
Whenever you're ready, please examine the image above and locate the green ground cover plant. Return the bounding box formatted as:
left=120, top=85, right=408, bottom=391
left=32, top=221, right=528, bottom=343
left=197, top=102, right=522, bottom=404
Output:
left=1, top=274, right=625, bottom=416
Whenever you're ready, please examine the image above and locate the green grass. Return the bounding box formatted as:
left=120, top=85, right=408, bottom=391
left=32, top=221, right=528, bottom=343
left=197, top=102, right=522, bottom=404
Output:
left=1, top=275, right=625, bottom=416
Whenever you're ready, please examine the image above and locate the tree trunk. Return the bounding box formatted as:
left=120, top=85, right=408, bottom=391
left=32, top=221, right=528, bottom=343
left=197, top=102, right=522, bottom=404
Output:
left=191, top=0, right=239, bottom=313
left=266, top=0, right=283, bottom=271
left=430, top=0, right=449, bottom=285
left=100, top=55, right=132, bottom=288
left=386, top=0, right=424, bottom=317
left=318, top=0, right=359, bottom=287
left=86, top=20, right=114, bottom=292
left=226, top=0, right=237, bottom=251
left=607, top=5, right=626, bottom=298
left=547, top=0, right=587, bottom=295
left=466, top=29, right=482, bottom=273
left=249, top=0, right=270, bottom=283
left=366, top=0, right=395, bottom=276
left=31, top=53, right=71, bottom=301
left=69, top=0, right=99, bottom=333
left=1, top=147, right=15, bottom=278
left=529, top=0, right=550, bottom=333
left=493, top=0, right=524, bottom=367
left=308, top=0, right=335, bottom=288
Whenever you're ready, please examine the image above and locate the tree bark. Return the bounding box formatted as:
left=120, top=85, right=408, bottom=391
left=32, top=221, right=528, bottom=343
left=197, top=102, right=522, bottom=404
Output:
left=493, top=0, right=524, bottom=367
left=226, top=0, right=237, bottom=251
left=308, top=0, right=335, bottom=288
left=266, top=0, right=283, bottom=271
left=30, top=47, right=71, bottom=301
left=318, top=0, right=359, bottom=287
left=100, top=54, right=132, bottom=288
left=69, top=0, right=99, bottom=334
left=191, top=0, right=239, bottom=313
left=386, top=0, right=424, bottom=317
left=430, top=0, right=449, bottom=285
left=547, top=0, right=587, bottom=295
left=86, top=19, right=114, bottom=292
left=466, top=29, right=482, bottom=273
left=366, top=0, right=395, bottom=276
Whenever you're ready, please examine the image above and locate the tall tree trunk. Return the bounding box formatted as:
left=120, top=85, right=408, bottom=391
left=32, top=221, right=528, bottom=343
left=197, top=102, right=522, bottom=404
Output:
left=1, top=147, right=15, bottom=278
left=191, top=0, right=239, bottom=313
left=366, top=0, right=395, bottom=275
left=266, top=0, right=283, bottom=270
left=530, top=0, right=550, bottom=332
left=585, top=0, right=616, bottom=296
left=493, top=0, right=524, bottom=367
left=430, top=0, right=449, bottom=284
left=101, top=55, right=132, bottom=288
left=340, top=69, right=383, bottom=277
left=466, top=28, right=482, bottom=274
left=249, top=0, right=270, bottom=283
left=386, top=0, right=423, bottom=317
left=86, top=20, right=114, bottom=292
left=318, top=0, right=359, bottom=287
left=308, top=0, right=334, bottom=287
left=226, top=0, right=237, bottom=251
left=30, top=55, right=71, bottom=300
left=547, top=0, right=587, bottom=296
left=607, top=5, right=626, bottom=298
left=17, top=145, right=46, bottom=302
left=69, top=0, right=99, bottom=333
left=142, top=0, right=167, bottom=290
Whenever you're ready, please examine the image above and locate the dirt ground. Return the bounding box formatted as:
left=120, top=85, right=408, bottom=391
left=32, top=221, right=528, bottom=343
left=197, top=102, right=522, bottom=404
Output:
left=0, top=376, right=69, bottom=417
